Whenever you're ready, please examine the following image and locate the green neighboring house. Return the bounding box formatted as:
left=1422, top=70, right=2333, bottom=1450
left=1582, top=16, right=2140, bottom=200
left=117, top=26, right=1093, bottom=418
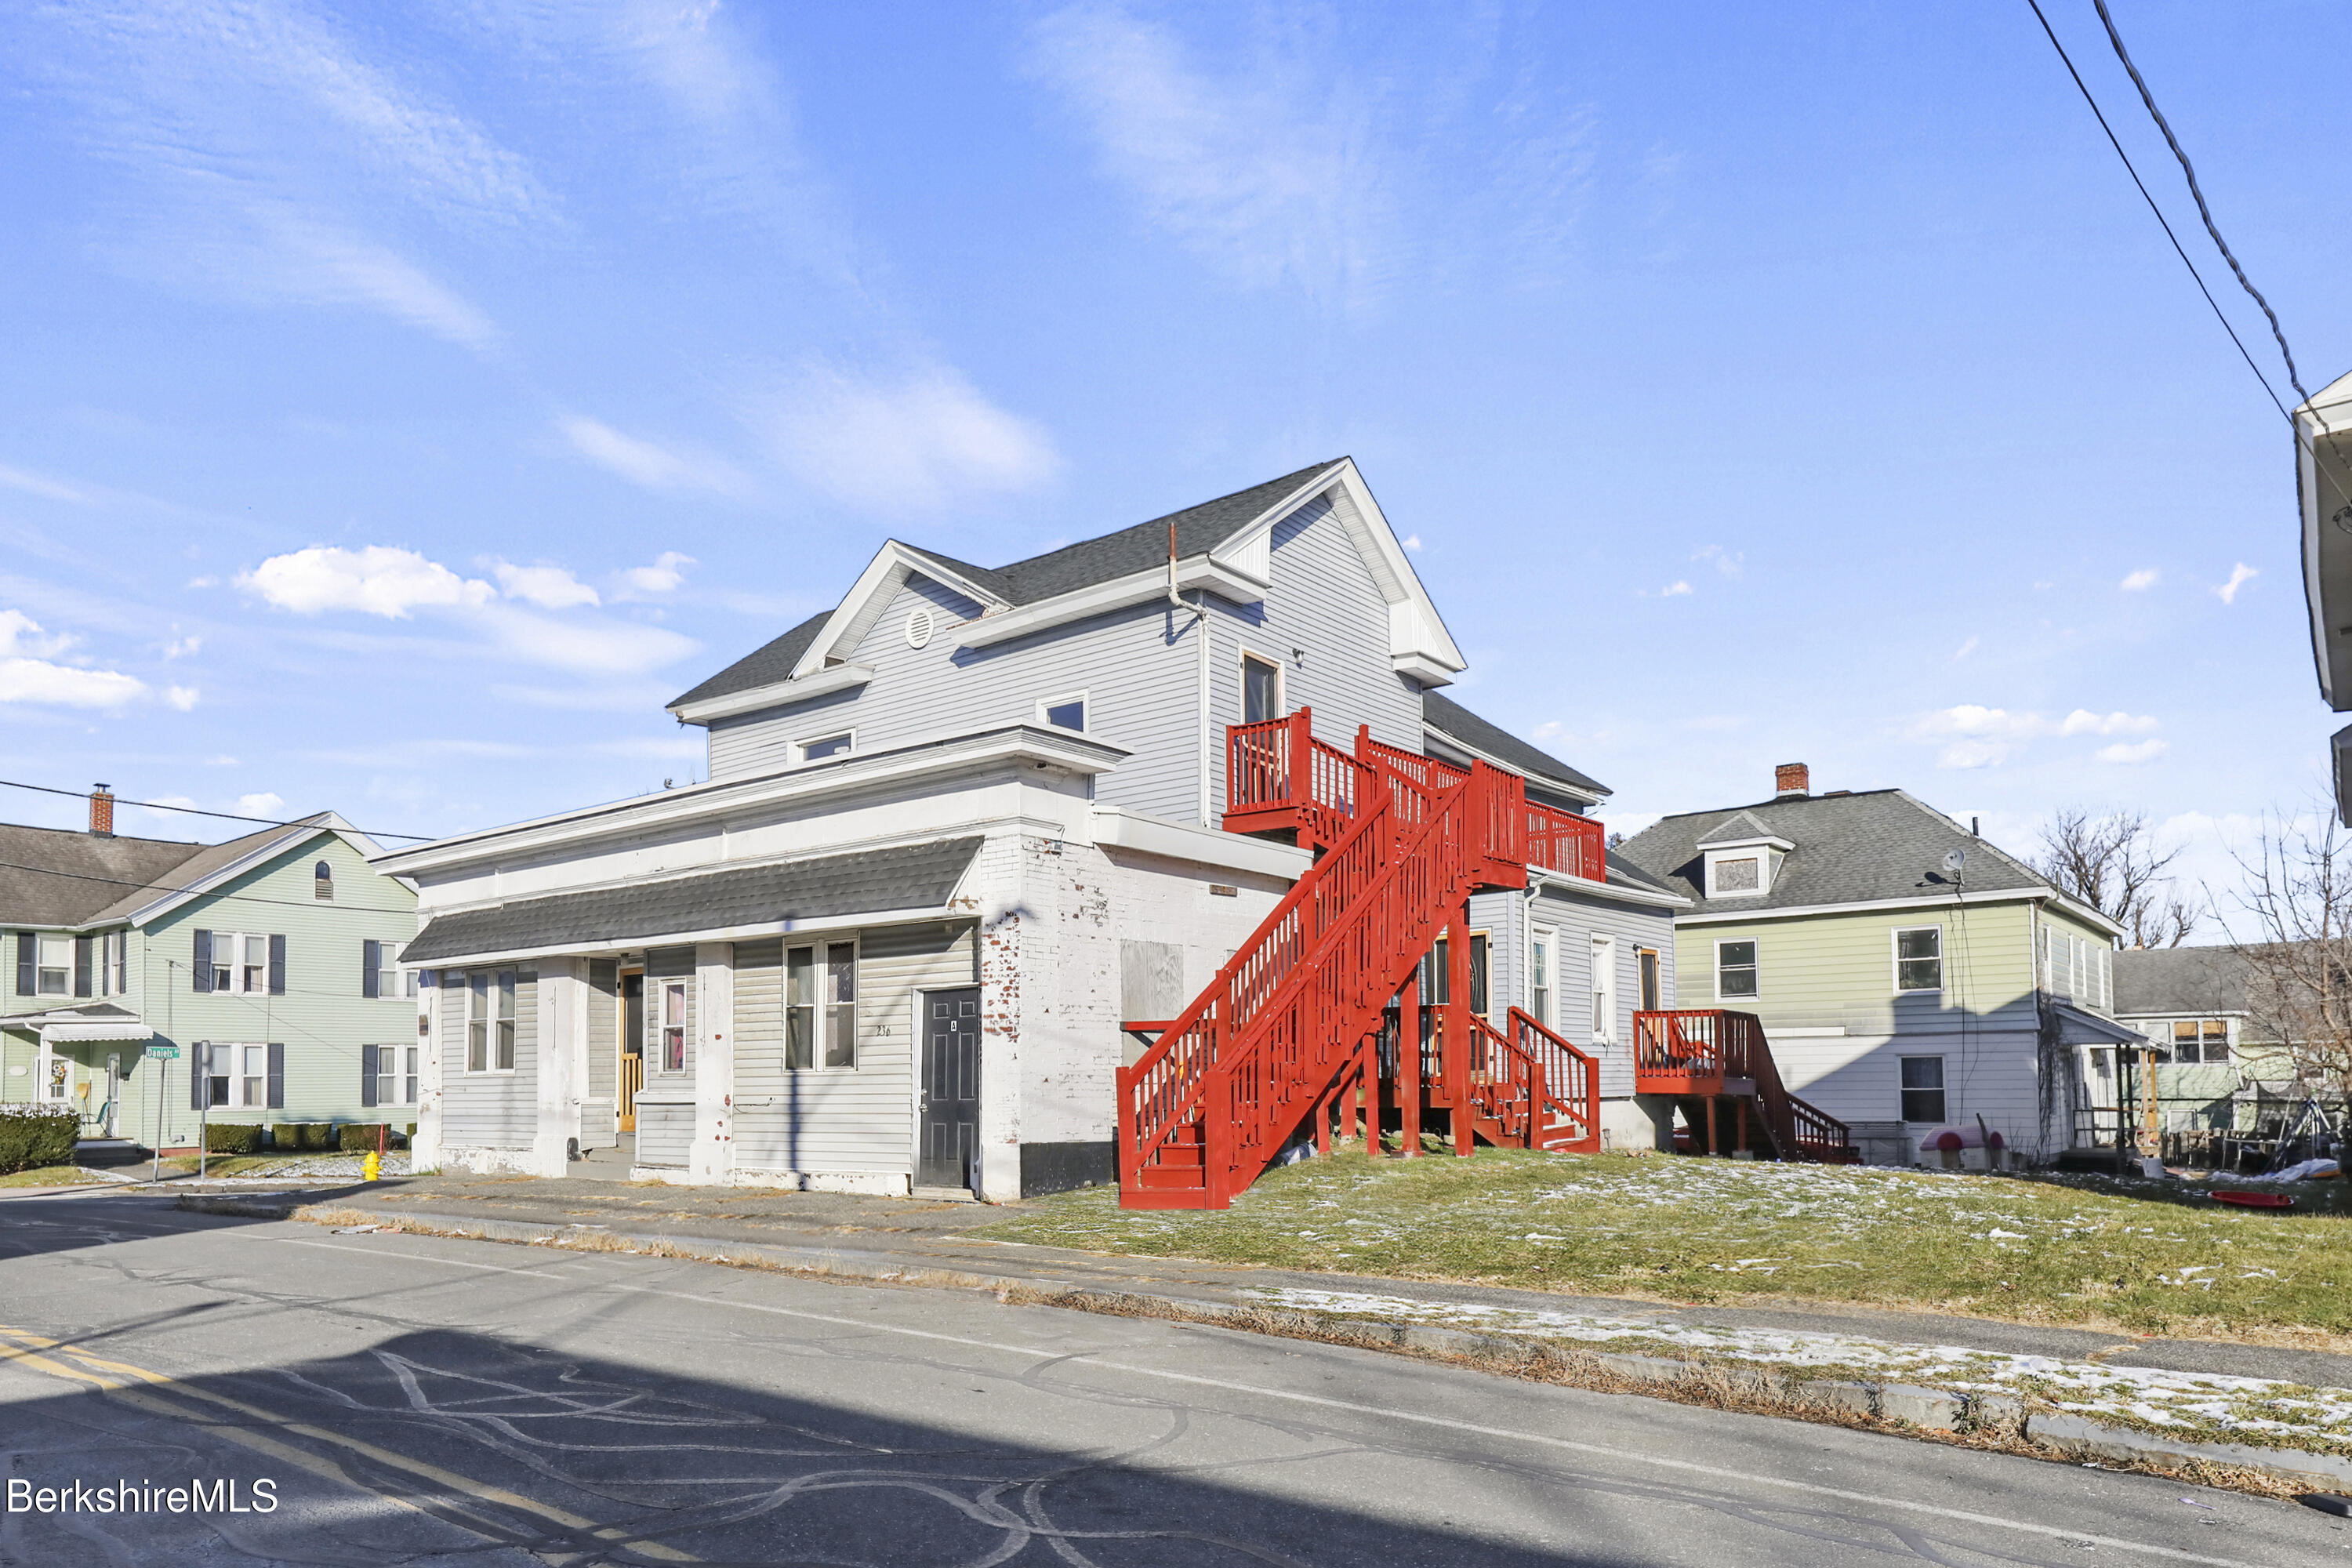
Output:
left=2113, top=945, right=2314, bottom=1144
left=0, top=800, right=419, bottom=1150
left=1616, top=768, right=2138, bottom=1166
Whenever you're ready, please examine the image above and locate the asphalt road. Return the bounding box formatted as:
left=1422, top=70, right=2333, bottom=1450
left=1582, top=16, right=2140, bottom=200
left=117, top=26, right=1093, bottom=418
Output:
left=0, top=1194, right=2341, bottom=1567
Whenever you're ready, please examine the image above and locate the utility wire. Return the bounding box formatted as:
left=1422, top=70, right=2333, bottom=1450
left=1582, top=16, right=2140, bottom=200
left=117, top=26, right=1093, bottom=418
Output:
left=0, top=778, right=432, bottom=843
left=2022, top=0, right=2288, bottom=421
left=2091, top=0, right=2313, bottom=407
left=0, top=858, right=426, bottom=921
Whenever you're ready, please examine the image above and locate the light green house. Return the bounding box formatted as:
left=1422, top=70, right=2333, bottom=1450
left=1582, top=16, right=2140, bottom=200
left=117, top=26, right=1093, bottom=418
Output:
left=1, top=803, right=418, bottom=1150
left=1616, top=771, right=2139, bottom=1166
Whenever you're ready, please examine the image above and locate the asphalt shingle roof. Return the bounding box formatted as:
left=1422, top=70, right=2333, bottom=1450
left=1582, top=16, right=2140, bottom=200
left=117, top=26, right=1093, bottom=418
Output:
left=2112, top=946, right=2251, bottom=1017
left=404, top=837, right=985, bottom=964
left=1614, top=789, right=2052, bottom=915
left=0, top=822, right=213, bottom=927
left=1421, top=691, right=1608, bottom=799
left=670, top=463, right=1341, bottom=710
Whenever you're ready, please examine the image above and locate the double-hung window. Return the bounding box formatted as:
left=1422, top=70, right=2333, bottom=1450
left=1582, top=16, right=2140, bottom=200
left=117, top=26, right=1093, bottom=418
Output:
left=1589, top=935, right=1617, bottom=1041
left=659, top=981, right=687, bottom=1073
left=1900, top=1056, right=1947, bottom=1123
left=2171, top=1019, right=2230, bottom=1064
left=209, top=932, right=270, bottom=995
left=466, top=974, right=489, bottom=1072
left=34, top=934, right=69, bottom=996
left=1529, top=931, right=1553, bottom=1030
left=464, top=972, right=516, bottom=1072
left=1894, top=927, right=1943, bottom=993
left=785, top=942, right=858, bottom=1069
left=1241, top=653, right=1281, bottom=724
left=375, top=1044, right=421, bottom=1105
left=238, top=1044, right=266, bottom=1108
left=1715, top=939, right=1758, bottom=1000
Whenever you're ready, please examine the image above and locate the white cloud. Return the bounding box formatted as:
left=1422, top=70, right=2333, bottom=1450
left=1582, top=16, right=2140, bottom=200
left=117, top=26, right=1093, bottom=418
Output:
left=1661, top=580, right=1692, bottom=597
left=1401, top=533, right=1421, bottom=551
left=0, top=463, right=89, bottom=504
left=165, top=685, right=200, bottom=711
left=560, top=416, right=742, bottom=495
left=163, top=633, right=202, bottom=659
left=2096, top=739, right=2169, bottom=765
left=616, top=551, right=696, bottom=596
left=2056, top=709, right=2158, bottom=737
left=1695, top=544, right=1743, bottom=578
left=241, top=545, right=494, bottom=617
left=760, top=362, right=1060, bottom=512
left=205, top=755, right=238, bottom=767
left=0, top=610, right=77, bottom=659
left=1910, top=704, right=2159, bottom=768
left=246, top=207, right=500, bottom=350
left=1953, top=636, right=1978, bottom=659
left=235, top=793, right=286, bottom=818
left=2216, top=562, right=2258, bottom=604
left=187, top=576, right=220, bottom=589
left=2120, top=567, right=2159, bottom=591
left=483, top=607, right=697, bottom=677
left=492, top=561, right=600, bottom=610
left=0, top=610, right=145, bottom=709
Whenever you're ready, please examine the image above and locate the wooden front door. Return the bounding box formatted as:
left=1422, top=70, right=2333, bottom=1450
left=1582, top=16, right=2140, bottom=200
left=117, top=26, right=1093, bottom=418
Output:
left=918, top=988, right=981, bottom=1190
left=619, top=971, right=644, bottom=1133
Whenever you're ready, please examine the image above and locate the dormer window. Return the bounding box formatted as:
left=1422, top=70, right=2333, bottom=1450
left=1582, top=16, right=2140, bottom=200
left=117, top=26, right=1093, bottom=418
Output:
left=1697, top=822, right=1794, bottom=898
left=1714, top=855, right=1759, bottom=893
left=800, top=732, right=854, bottom=764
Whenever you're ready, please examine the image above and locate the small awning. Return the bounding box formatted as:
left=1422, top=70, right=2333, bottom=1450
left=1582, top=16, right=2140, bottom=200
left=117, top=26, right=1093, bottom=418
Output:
left=405, top=836, right=984, bottom=966
left=2053, top=1003, right=2150, bottom=1049
left=44, top=1022, right=155, bottom=1045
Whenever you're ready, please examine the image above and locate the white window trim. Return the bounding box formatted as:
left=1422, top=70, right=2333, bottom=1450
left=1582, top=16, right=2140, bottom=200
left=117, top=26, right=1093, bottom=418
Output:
left=1714, top=935, right=1760, bottom=1004
left=1898, top=1052, right=1948, bottom=1125
left=1528, top=926, right=1556, bottom=1033
left=1238, top=648, right=1285, bottom=724
left=208, top=931, right=269, bottom=996
left=460, top=970, right=521, bottom=1076
left=1036, top=690, right=1090, bottom=734
left=33, top=931, right=71, bottom=997
left=1703, top=850, right=1770, bottom=899
left=796, top=729, right=857, bottom=766
left=652, top=977, right=691, bottom=1076
left=784, top=934, right=862, bottom=1073
left=198, top=1040, right=267, bottom=1109
left=1891, top=924, right=1945, bottom=995
left=1589, top=933, right=1618, bottom=1044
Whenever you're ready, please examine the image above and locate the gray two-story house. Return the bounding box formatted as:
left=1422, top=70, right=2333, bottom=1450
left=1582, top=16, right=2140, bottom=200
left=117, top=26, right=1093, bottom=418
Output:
left=379, top=459, right=1680, bottom=1197
left=2, top=795, right=419, bottom=1150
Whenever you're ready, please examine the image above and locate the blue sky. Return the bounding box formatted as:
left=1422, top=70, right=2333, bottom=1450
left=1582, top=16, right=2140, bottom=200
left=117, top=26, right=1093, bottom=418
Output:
left=0, top=2, right=2336, bottom=908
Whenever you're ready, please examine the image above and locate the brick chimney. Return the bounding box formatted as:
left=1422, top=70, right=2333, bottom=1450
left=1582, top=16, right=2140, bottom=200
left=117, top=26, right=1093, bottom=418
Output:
left=1774, top=763, right=1809, bottom=799
left=89, top=783, right=114, bottom=837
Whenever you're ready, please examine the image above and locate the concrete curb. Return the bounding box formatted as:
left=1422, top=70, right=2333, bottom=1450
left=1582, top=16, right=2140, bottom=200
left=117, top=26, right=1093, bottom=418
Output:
left=173, top=1192, right=2352, bottom=1496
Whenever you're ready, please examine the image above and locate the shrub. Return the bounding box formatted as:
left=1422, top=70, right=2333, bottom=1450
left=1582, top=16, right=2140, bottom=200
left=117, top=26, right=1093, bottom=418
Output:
left=338, top=1123, right=393, bottom=1153
left=203, top=1122, right=265, bottom=1155
left=293, top=1122, right=329, bottom=1151
left=0, top=1105, right=79, bottom=1175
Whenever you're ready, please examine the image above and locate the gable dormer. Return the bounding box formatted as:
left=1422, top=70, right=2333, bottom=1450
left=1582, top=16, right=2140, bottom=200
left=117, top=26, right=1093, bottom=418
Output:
left=1697, top=811, right=1792, bottom=898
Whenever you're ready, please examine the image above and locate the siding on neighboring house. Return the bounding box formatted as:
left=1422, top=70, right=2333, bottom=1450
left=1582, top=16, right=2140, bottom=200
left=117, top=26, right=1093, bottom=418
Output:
left=700, top=496, right=1425, bottom=827
left=93, top=832, right=419, bottom=1146
left=434, top=967, right=539, bottom=1151
left=2033, top=905, right=2118, bottom=1013
left=730, top=920, right=976, bottom=1180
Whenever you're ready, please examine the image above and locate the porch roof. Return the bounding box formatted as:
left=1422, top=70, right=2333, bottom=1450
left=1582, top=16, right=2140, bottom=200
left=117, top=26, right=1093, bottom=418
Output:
left=404, top=837, right=985, bottom=966
left=0, top=1001, right=154, bottom=1045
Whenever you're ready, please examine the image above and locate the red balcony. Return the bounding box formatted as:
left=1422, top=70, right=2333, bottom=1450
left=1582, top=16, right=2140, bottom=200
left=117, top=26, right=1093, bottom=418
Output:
left=1526, top=803, right=1606, bottom=881
left=1633, top=1008, right=1760, bottom=1097
left=1222, top=711, right=1367, bottom=849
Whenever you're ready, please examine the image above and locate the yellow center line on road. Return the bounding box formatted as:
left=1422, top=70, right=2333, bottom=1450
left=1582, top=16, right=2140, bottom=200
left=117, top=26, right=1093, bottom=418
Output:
left=0, top=1325, right=697, bottom=1563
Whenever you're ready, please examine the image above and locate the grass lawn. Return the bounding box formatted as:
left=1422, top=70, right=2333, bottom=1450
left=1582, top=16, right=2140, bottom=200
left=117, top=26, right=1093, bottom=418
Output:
left=0, top=1165, right=111, bottom=1189
left=978, top=1146, right=2352, bottom=1345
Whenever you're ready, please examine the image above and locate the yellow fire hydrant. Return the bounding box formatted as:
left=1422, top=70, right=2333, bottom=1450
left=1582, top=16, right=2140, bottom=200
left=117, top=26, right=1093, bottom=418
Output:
left=362, top=1150, right=380, bottom=1182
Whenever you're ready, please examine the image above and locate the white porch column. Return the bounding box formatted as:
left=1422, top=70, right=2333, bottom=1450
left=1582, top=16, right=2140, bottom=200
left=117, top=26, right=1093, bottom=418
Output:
left=412, top=973, right=444, bottom=1173
left=691, top=942, right=735, bottom=1185
left=532, top=959, right=584, bottom=1177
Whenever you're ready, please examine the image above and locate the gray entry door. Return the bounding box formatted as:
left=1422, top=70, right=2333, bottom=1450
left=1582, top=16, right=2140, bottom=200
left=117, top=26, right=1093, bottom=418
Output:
left=919, top=988, right=981, bottom=1189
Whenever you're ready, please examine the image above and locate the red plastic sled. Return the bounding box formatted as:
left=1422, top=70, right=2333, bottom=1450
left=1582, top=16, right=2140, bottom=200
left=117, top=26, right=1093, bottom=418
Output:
left=2209, top=1189, right=2294, bottom=1210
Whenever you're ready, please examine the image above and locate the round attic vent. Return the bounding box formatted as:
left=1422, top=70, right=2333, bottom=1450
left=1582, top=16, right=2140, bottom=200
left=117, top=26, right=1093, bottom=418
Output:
left=904, top=607, right=935, bottom=649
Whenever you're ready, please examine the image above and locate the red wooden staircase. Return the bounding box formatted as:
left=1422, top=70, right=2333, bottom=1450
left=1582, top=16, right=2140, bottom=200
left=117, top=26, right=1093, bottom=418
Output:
left=1632, top=1009, right=1860, bottom=1163
left=1116, top=710, right=1603, bottom=1209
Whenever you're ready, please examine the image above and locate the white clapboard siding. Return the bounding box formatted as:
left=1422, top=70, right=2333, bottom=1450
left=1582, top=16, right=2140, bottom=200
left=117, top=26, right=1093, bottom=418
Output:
left=435, top=967, right=538, bottom=1150
left=731, top=921, right=975, bottom=1177
left=1468, top=884, right=1679, bottom=1100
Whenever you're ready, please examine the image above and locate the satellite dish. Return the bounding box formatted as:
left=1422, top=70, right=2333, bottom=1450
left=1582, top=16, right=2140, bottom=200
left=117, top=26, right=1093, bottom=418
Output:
left=1942, top=848, right=1966, bottom=876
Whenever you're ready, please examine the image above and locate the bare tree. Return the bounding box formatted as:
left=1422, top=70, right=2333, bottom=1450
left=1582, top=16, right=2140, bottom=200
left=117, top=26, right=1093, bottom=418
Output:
left=2229, top=810, right=2352, bottom=1100
left=2034, top=808, right=2199, bottom=947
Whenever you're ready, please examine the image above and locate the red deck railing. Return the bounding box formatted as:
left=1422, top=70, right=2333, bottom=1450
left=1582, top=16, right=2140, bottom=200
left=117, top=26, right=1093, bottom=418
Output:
left=1633, top=1009, right=1858, bottom=1163
left=1526, top=803, right=1606, bottom=881
left=1224, top=711, right=1369, bottom=850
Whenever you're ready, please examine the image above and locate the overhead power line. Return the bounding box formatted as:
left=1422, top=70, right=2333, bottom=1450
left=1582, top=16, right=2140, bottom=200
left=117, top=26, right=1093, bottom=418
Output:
left=0, top=778, right=432, bottom=843
left=2090, top=0, right=2314, bottom=407
left=2021, top=0, right=2288, bottom=422
left=0, top=858, right=423, bottom=920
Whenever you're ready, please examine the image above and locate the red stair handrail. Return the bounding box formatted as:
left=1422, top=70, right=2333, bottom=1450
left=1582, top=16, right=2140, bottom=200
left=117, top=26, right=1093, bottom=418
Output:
left=1504, top=1005, right=1599, bottom=1149
left=1633, top=1008, right=1856, bottom=1163
left=1461, top=1007, right=1599, bottom=1150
